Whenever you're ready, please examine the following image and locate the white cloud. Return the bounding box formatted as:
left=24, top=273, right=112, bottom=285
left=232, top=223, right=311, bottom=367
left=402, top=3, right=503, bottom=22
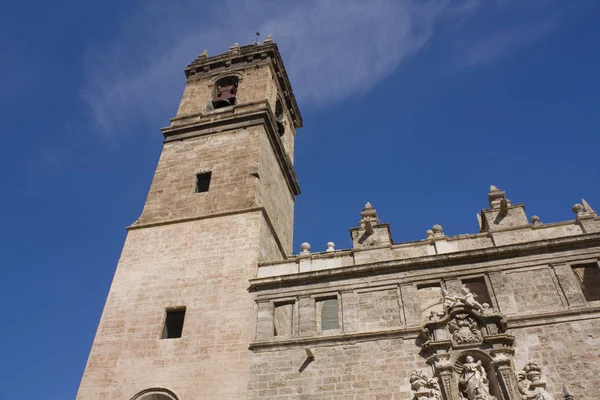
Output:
left=79, top=0, right=561, bottom=137
left=80, top=0, right=455, bottom=136
left=460, top=19, right=556, bottom=66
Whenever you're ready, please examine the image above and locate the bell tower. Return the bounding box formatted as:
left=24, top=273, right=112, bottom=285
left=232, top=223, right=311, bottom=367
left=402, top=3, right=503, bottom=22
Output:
left=77, top=39, right=302, bottom=400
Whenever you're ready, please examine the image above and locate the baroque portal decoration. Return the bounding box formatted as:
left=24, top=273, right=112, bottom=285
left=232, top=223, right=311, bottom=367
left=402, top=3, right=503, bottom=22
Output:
left=410, top=370, right=442, bottom=400
left=419, top=287, right=521, bottom=400
left=517, top=362, right=552, bottom=400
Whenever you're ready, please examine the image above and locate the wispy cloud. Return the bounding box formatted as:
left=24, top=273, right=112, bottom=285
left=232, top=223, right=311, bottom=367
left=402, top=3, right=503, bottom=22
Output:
left=460, top=19, right=556, bottom=66
left=80, top=0, right=562, bottom=137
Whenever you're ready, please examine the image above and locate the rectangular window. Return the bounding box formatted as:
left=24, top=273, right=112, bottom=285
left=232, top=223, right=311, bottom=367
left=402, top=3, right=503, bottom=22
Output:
left=572, top=263, right=600, bottom=301
left=273, top=302, right=295, bottom=337
left=462, top=277, right=493, bottom=307
left=317, top=297, right=339, bottom=331
left=195, top=171, right=212, bottom=193
left=162, top=308, right=186, bottom=339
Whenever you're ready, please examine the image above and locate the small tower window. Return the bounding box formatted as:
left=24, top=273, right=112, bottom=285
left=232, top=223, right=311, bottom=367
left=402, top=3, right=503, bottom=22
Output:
left=572, top=263, right=600, bottom=301
left=273, top=301, right=295, bottom=337
left=275, top=98, right=285, bottom=136
left=462, top=277, right=493, bottom=308
left=316, top=297, right=339, bottom=331
left=195, top=171, right=212, bottom=193
left=212, top=76, right=238, bottom=109
left=162, top=308, right=186, bottom=339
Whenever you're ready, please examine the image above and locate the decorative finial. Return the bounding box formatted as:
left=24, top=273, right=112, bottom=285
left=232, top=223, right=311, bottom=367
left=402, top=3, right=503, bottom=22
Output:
left=300, top=242, right=311, bottom=254
left=488, top=185, right=509, bottom=209
left=228, top=43, right=241, bottom=54
left=572, top=203, right=585, bottom=216
left=531, top=215, right=542, bottom=226
left=432, top=224, right=444, bottom=237
left=326, top=242, right=335, bottom=252
left=426, top=229, right=434, bottom=239
left=582, top=198, right=596, bottom=214
left=197, top=49, right=208, bottom=60
left=263, top=33, right=273, bottom=44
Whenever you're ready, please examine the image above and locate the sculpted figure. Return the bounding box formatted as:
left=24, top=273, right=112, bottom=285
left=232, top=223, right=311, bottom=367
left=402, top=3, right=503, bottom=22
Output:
left=442, top=289, right=459, bottom=311
left=459, top=288, right=485, bottom=312
left=517, top=364, right=552, bottom=400
left=410, top=370, right=442, bottom=400
left=458, top=356, right=496, bottom=400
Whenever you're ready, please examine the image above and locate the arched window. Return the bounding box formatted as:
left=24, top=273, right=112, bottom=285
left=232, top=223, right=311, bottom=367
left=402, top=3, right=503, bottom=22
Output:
left=275, top=98, right=285, bottom=136
left=212, top=76, right=238, bottom=109
left=131, top=388, right=178, bottom=400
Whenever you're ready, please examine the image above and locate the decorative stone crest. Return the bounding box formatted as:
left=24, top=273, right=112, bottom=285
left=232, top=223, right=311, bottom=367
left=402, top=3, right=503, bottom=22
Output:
left=420, top=300, right=516, bottom=400
left=448, top=313, right=483, bottom=346
left=410, top=370, right=442, bottom=400
left=517, top=361, right=552, bottom=400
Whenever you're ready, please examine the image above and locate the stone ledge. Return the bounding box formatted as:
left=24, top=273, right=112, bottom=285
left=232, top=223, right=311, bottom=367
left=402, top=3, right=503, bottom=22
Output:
left=250, top=233, right=600, bottom=290
left=249, top=306, right=600, bottom=351
left=161, top=104, right=300, bottom=197
left=248, top=326, right=421, bottom=351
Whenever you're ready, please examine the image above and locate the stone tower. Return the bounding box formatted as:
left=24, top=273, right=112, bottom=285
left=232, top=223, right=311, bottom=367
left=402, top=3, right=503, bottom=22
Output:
left=76, top=39, right=302, bottom=400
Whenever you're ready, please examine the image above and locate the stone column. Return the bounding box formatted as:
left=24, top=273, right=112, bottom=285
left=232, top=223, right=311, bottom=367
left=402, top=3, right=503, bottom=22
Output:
left=254, top=301, right=274, bottom=341
left=444, top=279, right=463, bottom=294
left=400, top=284, right=422, bottom=326
left=487, top=272, right=518, bottom=314
left=492, top=352, right=520, bottom=400
left=297, top=296, right=315, bottom=337
left=432, top=357, right=456, bottom=400
left=340, top=290, right=358, bottom=332
left=552, top=263, right=587, bottom=307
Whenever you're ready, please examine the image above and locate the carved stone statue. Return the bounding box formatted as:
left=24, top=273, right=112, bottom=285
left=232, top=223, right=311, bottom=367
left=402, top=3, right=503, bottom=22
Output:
left=458, top=356, right=497, bottom=400
left=442, top=289, right=460, bottom=312
left=459, top=288, right=485, bottom=312
left=448, top=314, right=483, bottom=345
left=441, top=288, right=487, bottom=314
left=410, top=370, right=442, bottom=400
left=517, top=362, right=552, bottom=400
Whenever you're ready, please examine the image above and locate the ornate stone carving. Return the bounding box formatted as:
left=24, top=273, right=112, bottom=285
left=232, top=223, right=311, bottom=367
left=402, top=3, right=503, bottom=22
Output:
left=421, top=303, right=515, bottom=400
left=458, top=355, right=497, bottom=400
left=448, top=313, right=483, bottom=346
left=410, top=370, right=442, bottom=400
left=441, top=288, right=488, bottom=314
left=517, top=361, right=552, bottom=400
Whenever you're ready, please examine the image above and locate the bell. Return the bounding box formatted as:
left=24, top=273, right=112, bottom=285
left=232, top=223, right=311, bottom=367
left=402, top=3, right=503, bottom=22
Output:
left=212, top=98, right=233, bottom=109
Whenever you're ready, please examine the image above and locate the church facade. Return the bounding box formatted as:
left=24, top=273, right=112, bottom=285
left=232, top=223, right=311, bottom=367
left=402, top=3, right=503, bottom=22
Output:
left=77, top=40, right=600, bottom=400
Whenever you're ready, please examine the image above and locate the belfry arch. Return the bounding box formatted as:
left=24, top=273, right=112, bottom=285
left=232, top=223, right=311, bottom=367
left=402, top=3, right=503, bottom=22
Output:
left=131, top=388, right=178, bottom=400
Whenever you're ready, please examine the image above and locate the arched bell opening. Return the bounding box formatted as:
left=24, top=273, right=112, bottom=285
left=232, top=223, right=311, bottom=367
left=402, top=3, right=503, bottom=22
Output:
left=131, top=388, right=179, bottom=400
left=212, top=76, right=238, bottom=109
left=275, top=98, right=285, bottom=136
left=453, top=350, right=503, bottom=400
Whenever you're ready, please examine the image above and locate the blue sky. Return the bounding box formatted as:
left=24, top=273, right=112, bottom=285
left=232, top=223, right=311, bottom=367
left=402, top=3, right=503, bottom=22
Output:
left=1, top=0, right=599, bottom=398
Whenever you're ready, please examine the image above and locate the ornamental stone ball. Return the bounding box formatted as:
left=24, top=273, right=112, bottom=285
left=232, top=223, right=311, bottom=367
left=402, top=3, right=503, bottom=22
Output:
left=300, top=242, right=311, bottom=254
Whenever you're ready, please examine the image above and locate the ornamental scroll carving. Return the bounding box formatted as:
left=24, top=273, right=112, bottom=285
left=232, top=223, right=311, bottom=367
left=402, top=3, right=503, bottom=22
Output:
left=410, top=370, right=443, bottom=400
left=419, top=288, right=519, bottom=400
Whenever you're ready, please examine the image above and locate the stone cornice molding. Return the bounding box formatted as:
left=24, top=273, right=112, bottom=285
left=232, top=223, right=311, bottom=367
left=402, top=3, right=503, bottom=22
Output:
left=161, top=102, right=300, bottom=197
left=250, top=233, right=600, bottom=290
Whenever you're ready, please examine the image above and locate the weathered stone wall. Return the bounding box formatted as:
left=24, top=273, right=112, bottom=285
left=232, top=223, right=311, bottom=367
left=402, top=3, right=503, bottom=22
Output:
left=250, top=241, right=600, bottom=399
left=511, top=319, right=600, bottom=399
left=248, top=338, right=423, bottom=400
left=77, top=213, right=263, bottom=400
